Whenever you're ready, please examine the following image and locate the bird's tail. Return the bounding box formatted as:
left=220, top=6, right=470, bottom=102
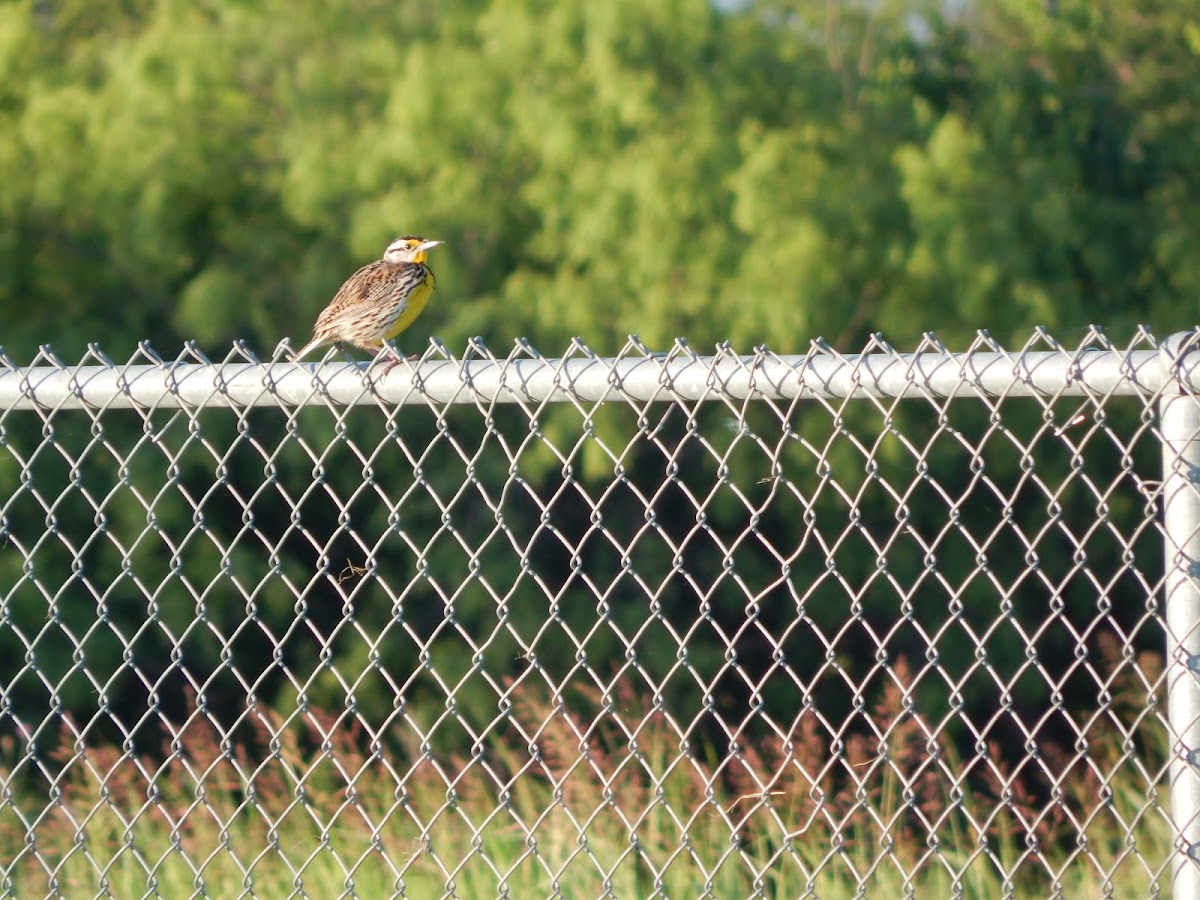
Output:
left=291, top=337, right=326, bottom=361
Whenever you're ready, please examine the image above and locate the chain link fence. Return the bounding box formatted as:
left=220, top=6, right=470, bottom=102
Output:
left=1, top=329, right=1199, bottom=898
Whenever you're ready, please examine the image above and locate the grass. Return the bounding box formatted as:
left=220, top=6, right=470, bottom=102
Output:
left=0, top=636, right=1174, bottom=899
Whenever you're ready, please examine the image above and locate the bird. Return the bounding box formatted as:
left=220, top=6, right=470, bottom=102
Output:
left=292, top=235, right=443, bottom=367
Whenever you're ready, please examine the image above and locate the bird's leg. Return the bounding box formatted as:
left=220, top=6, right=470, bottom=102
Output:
left=374, top=342, right=416, bottom=376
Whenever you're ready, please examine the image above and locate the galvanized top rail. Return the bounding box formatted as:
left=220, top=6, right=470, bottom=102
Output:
left=0, top=332, right=1195, bottom=411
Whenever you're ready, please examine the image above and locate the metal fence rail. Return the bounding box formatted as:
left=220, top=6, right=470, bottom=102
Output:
left=1, top=328, right=1198, bottom=898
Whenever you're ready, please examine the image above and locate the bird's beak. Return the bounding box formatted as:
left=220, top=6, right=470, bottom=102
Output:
left=417, top=240, right=443, bottom=253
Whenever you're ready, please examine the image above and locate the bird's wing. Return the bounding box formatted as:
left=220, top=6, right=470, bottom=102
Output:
left=313, top=261, right=388, bottom=330
left=311, top=261, right=429, bottom=345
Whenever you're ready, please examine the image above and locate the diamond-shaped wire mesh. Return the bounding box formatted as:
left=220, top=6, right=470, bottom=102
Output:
left=0, top=329, right=1197, bottom=898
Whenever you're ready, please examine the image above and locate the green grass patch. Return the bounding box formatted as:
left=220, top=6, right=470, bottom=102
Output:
left=0, top=647, right=1174, bottom=898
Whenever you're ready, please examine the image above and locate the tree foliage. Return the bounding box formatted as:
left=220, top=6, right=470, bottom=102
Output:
left=3, top=0, right=1196, bottom=360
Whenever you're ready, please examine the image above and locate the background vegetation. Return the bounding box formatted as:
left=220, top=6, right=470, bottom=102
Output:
left=1, top=0, right=1198, bottom=891
left=1, top=0, right=1198, bottom=359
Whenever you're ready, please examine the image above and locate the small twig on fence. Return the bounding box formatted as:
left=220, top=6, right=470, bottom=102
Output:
left=337, top=559, right=368, bottom=584
left=725, top=790, right=787, bottom=811
left=1054, top=411, right=1089, bottom=436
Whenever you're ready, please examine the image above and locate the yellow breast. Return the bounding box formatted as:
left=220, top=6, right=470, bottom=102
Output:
left=383, top=268, right=436, bottom=340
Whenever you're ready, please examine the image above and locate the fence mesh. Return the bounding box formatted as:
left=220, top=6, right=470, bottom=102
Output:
left=0, top=330, right=1195, bottom=898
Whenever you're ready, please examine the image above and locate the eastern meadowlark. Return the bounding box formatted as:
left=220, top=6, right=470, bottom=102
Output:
left=293, top=235, right=443, bottom=365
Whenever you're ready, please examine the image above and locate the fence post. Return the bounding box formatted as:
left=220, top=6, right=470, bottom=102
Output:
left=1161, top=332, right=1200, bottom=898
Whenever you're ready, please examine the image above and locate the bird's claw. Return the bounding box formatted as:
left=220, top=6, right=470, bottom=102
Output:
left=378, top=353, right=421, bottom=376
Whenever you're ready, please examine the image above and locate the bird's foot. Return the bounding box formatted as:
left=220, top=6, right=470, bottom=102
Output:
left=378, top=353, right=422, bottom=376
